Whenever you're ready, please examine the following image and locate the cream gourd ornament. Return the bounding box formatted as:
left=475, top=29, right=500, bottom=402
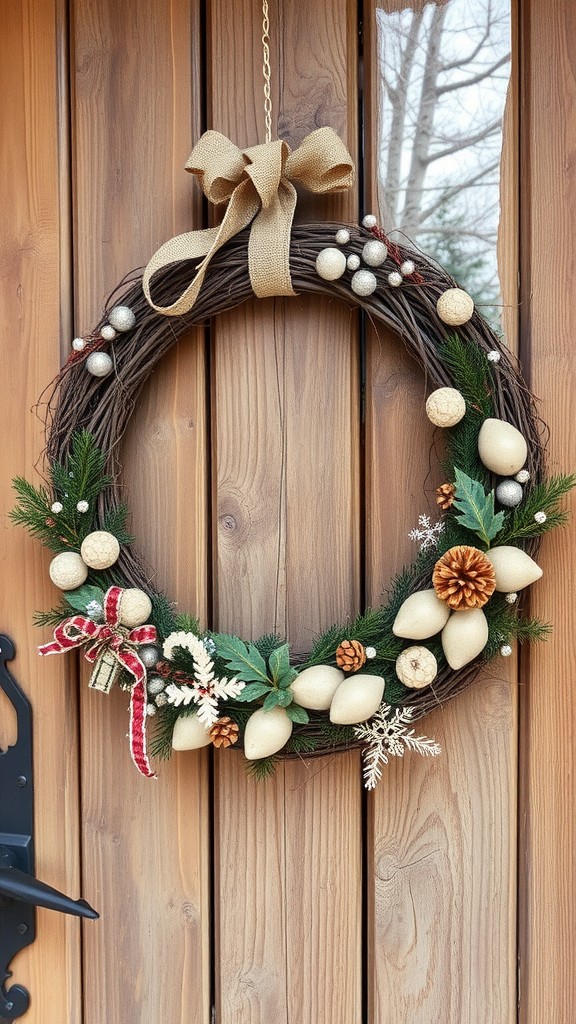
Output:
left=436, top=287, right=474, bottom=325
left=244, top=706, right=293, bottom=760
left=172, top=713, right=212, bottom=751
left=441, top=608, right=489, bottom=670
left=486, top=545, right=543, bottom=592
left=425, top=387, right=466, bottom=428
left=393, top=588, right=451, bottom=640
left=118, top=588, right=153, bottom=627
left=329, top=673, right=385, bottom=725
left=290, top=665, right=344, bottom=711
left=478, top=419, right=528, bottom=476
left=80, top=530, right=120, bottom=570
left=49, top=551, right=89, bottom=591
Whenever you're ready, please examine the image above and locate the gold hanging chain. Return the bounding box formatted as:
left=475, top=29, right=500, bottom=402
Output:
left=261, top=0, right=273, bottom=143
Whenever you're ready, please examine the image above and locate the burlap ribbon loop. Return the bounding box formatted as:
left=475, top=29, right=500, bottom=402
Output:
left=142, top=127, right=355, bottom=317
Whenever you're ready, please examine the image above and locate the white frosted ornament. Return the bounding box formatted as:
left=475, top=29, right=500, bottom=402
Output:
left=351, top=270, right=377, bottom=296
left=534, top=511, right=547, bottom=524
left=335, top=228, right=350, bottom=245
left=49, top=551, right=88, bottom=591
left=485, top=545, right=543, bottom=592
left=478, top=418, right=528, bottom=476
left=80, top=530, right=120, bottom=570
left=315, top=247, right=347, bottom=281
left=347, top=254, right=360, bottom=271
left=495, top=479, right=523, bottom=508
left=100, top=324, right=117, bottom=341
left=51, top=501, right=63, bottom=514
left=244, top=707, right=293, bottom=760
left=290, top=665, right=344, bottom=711
left=330, top=673, right=385, bottom=725
left=388, top=271, right=402, bottom=287
left=172, top=714, right=212, bottom=751
left=362, top=239, right=387, bottom=266
left=395, top=646, right=437, bottom=689
left=436, top=288, right=474, bottom=326
left=362, top=213, right=377, bottom=228
left=140, top=644, right=161, bottom=669
left=441, top=608, right=489, bottom=670
left=108, top=305, right=136, bottom=332
left=425, top=387, right=466, bottom=428
left=393, top=588, right=451, bottom=640
left=515, top=469, right=530, bottom=484
left=400, top=259, right=415, bottom=276
left=72, top=337, right=85, bottom=352
left=119, top=588, right=153, bottom=627
left=86, top=351, right=113, bottom=378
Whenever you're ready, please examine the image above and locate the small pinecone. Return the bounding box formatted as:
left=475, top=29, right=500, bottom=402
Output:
left=209, top=717, right=240, bottom=748
left=432, top=544, right=496, bottom=610
left=436, top=482, right=456, bottom=510
left=336, top=639, right=367, bottom=672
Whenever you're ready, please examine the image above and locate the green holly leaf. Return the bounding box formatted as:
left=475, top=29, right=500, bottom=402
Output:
left=453, top=468, right=505, bottom=547
left=269, top=644, right=297, bottom=689
left=234, top=681, right=272, bottom=702
left=263, top=690, right=282, bottom=710
left=285, top=703, right=309, bottom=724
left=64, top=585, right=105, bottom=614
left=212, top=633, right=271, bottom=684
left=275, top=689, right=293, bottom=707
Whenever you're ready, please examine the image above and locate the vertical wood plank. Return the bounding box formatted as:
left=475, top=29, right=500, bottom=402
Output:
left=518, top=2, right=576, bottom=1020
left=0, top=2, right=83, bottom=1021
left=209, top=1, right=363, bottom=1020
left=364, top=2, right=518, bottom=1020
left=71, top=2, right=211, bottom=1021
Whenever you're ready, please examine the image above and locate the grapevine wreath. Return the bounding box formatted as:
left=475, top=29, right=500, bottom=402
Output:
left=13, top=129, right=574, bottom=787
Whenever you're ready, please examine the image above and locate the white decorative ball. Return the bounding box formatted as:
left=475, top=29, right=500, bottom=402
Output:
left=362, top=240, right=388, bottom=266
left=365, top=646, right=377, bottom=660
left=86, top=351, right=113, bottom=378
left=425, top=387, right=466, bottom=428
left=118, top=589, right=153, bottom=628
left=400, top=260, right=415, bottom=276
left=335, top=228, right=350, bottom=245
left=315, top=247, right=347, bottom=281
left=362, top=214, right=377, bottom=229
left=495, top=480, right=524, bottom=508
left=147, top=675, right=166, bottom=696
left=51, top=501, right=63, bottom=514
left=500, top=644, right=513, bottom=657
left=487, top=350, right=501, bottom=363
left=347, top=254, right=361, bottom=271
left=505, top=592, right=518, bottom=604
left=76, top=500, right=89, bottom=513
left=72, top=337, right=86, bottom=352
left=395, top=646, right=437, bottom=689
left=49, top=551, right=89, bottom=591
left=80, top=530, right=120, bottom=569
left=515, top=469, right=530, bottom=484
left=351, top=270, right=377, bottom=296
left=108, top=305, right=136, bottom=332
left=436, top=288, right=474, bottom=326
left=387, top=271, right=403, bottom=287
left=100, top=324, right=117, bottom=341
left=534, top=511, right=547, bottom=524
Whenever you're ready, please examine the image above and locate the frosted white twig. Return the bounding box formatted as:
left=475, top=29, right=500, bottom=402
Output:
left=163, top=631, right=245, bottom=728
left=353, top=703, right=441, bottom=790
left=409, top=513, right=445, bottom=551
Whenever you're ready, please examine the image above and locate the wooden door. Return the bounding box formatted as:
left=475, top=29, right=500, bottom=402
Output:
left=1, top=1, right=574, bottom=1021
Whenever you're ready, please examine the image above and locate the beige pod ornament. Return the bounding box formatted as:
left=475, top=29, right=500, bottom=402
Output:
left=441, top=608, right=489, bottom=670
left=290, top=665, right=345, bottom=710
left=118, top=588, right=153, bottom=627
left=172, top=713, right=212, bottom=751
left=478, top=418, right=528, bottom=476
left=329, top=673, right=385, bottom=725
left=49, top=551, right=89, bottom=591
left=393, top=588, right=451, bottom=640
left=486, top=545, right=543, bottom=592
left=244, top=706, right=294, bottom=760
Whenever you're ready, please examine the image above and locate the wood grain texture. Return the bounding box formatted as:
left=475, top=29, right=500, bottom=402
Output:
left=364, top=2, right=518, bottom=1020
left=209, top=1, right=362, bottom=1020
left=0, top=2, right=82, bottom=1021
left=71, top=1, right=211, bottom=1021
left=518, top=2, right=576, bottom=1020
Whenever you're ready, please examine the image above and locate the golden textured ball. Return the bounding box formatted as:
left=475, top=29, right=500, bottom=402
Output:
left=436, top=288, right=474, bottom=326
left=395, top=646, right=437, bottom=689
left=80, top=530, right=120, bottom=570
left=426, top=387, right=466, bottom=428
left=433, top=545, right=496, bottom=610
left=49, top=551, right=89, bottom=591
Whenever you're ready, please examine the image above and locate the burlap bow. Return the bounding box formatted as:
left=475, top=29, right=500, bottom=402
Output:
left=142, top=127, right=355, bottom=317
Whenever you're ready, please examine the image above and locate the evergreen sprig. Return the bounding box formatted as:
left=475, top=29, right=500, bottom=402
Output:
left=497, top=474, right=576, bottom=543
left=438, top=333, right=495, bottom=484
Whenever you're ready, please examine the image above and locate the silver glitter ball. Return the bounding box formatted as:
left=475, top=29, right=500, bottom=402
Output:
left=362, top=214, right=377, bottom=229
left=500, top=644, right=513, bottom=657
left=147, top=675, right=166, bottom=696
left=100, top=324, right=117, bottom=341
left=108, top=305, right=136, bottom=332
left=534, top=511, right=547, bottom=524
left=487, top=350, right=501, bottom=363
left=146, top=703, right=157, bottom=717
left=140, top=644, right=162, bottom=669
left=515, top=469, right=530, bottom=484
left=86, top=351, right=113, bottom=378
left=388, top=271, right=403, bottom=288
left=495, top=479, right=523, bottom=507
left=351, top=269, right=377, bottom=296
left=86, top=600, right=104, bottom=622
left=400, top=260, right=415, bottom=276
left=505, top=592, right=518, bottom=604
left=335, top=228, right=350, bottom=245
left=346, top=254, right=361, bottom=271
left=72, top=337, right=86, bottom=352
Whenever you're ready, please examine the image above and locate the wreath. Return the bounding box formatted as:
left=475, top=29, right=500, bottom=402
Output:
left=12, top=128, right=574, bottom=787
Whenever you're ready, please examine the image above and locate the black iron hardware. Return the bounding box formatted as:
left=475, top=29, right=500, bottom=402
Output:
left=0, top=635, right=98, bottom=1021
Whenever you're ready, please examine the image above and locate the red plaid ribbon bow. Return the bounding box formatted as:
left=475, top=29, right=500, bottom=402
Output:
left=39, top=586, right=157, bottom=778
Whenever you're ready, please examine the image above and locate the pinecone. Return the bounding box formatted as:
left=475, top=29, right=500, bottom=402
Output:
left=432, top=545, right=496, bottom=610
left=209, top=717, right=240, bottom=748
left=436, top=482, right=456, bottom=510
left=336, top=639, right=367, bottom=672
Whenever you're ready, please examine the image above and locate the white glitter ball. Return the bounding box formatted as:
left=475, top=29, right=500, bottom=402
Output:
left=86, top=351, right=113, bottom=377
left=362, top=239, right=388, bottom=267
left=400, top=260, right=415, bottom=276
left=76, top=500, right=89, bottom=513
left=347, top=254, right=361, bottom=271
left=487, top=350, right=501, bottom=363
left=351, top=269, right=377, bottom=296
left=72, top=337, right=86, bottom=352
left=515, top=469, right=530, bottom=483
left=534, top=511, right=547, bottom=524
left=362, top=214, right=377, bottom=229
left=388, top=271, right=403, bottom=288
left=100, top=324, right=117, bottom=341
left=335, top=228, right=350, bottom=245
left=365, top=646, right=377, bottom=660
left=51, top=501, right=63, bottom=514
left=500, top=644, right=513, bottom=657
left=505, top=592, right=518, bottom=604
left=108, top=305, right=136, bottom=332
left=315, top=247, right=347, bottom=281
